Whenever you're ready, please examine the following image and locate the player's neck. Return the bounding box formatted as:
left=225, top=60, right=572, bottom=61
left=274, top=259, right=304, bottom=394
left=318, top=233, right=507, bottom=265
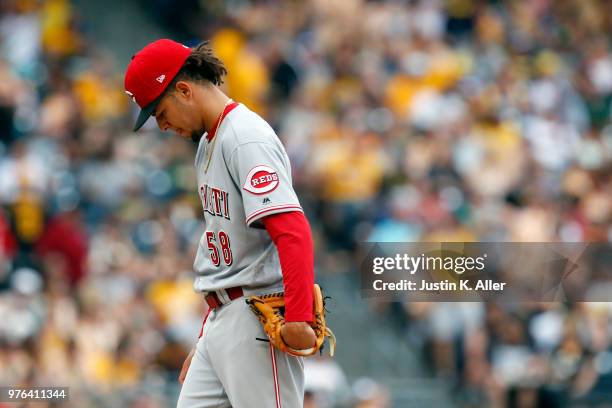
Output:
left=200, top=86, right=232, bottom=133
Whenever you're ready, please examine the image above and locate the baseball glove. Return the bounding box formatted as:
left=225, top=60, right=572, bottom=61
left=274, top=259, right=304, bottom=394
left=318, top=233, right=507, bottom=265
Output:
left=246, top=284, right=336, bottom=357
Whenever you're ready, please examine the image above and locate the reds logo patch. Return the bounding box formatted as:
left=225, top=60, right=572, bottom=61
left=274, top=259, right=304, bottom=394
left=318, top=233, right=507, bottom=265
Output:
left=244, top=165, right=279, bottom=195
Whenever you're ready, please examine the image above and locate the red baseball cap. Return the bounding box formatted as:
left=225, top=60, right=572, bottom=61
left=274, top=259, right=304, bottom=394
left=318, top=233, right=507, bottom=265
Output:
left=124, top=39, right=192, bottom=131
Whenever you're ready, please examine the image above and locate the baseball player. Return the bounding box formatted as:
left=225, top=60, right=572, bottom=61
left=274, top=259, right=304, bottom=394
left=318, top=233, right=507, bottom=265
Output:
left=125, top=39, right=317, bottom=407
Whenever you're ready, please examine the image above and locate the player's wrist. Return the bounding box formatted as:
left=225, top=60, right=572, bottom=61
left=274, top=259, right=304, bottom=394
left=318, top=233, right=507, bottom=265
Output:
left=284, top=313, right=314, bottom=323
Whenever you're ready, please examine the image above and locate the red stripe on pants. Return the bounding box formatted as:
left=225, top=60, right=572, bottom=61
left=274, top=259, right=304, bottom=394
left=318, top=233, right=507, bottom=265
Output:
left=198, top=308, right=212, bottom=338
left=269, top=343, right=282, bottom=408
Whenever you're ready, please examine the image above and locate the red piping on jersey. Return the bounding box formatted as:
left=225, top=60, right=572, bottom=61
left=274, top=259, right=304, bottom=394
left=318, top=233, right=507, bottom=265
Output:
left=246, top=204, right=303, bottom=226
left=206, top=101, right=239, bottom=142
left=263, top=211, right=314, bottom=322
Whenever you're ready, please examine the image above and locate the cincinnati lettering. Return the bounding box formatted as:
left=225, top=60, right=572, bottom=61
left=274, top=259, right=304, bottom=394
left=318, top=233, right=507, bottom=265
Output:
left=200, top=184, right=230, bottom=219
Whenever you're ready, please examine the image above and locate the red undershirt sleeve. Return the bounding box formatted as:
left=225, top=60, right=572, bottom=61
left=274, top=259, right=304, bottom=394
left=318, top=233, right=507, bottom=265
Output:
left=263, top=211, right=314, bottom=323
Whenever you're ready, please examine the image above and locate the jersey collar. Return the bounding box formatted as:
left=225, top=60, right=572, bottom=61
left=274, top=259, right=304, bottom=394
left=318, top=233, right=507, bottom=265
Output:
left=206, top=101, right=239, bottom=142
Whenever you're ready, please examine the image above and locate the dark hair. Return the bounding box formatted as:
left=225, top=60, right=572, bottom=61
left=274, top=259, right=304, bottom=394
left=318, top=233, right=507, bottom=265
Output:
left=168, top=40, right=227, bottom=90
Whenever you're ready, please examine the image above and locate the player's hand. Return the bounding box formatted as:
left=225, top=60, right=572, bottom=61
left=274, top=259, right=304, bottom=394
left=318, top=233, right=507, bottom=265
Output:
left=281, top=321, right=316, bottom=351
left=179, top=346, right=196, bottom=385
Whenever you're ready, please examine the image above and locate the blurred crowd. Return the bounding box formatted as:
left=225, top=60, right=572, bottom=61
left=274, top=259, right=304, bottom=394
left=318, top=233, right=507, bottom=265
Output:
left=0, top=0, right=611, bottom=407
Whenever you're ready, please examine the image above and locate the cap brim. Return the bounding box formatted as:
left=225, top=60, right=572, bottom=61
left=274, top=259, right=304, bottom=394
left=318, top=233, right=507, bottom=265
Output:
left=132, top=94, right=163, bottom=131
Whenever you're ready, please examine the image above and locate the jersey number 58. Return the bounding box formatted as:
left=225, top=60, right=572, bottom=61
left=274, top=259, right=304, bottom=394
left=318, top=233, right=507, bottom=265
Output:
left=206, top=231, right=233, bottom=266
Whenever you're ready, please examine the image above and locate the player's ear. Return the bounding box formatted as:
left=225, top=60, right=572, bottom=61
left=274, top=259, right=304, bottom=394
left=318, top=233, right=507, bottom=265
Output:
left=174, top=81, right=192, bottom=100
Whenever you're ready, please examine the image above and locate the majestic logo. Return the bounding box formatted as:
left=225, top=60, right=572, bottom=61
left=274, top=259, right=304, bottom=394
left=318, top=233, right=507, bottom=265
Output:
left=244, top=165, right=279, bottom=195
left=262, top=197, right=271, bottom=204
left=156, top=74, right=166, bottom=83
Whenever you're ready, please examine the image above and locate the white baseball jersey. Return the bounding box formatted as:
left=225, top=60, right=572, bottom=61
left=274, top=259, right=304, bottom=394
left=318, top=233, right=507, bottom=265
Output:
left=192, top=102, right=303, bottom=294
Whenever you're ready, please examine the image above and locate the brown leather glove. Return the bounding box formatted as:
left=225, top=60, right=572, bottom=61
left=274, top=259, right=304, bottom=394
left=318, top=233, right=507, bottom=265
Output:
left=246, top=284, right=336, bottom=357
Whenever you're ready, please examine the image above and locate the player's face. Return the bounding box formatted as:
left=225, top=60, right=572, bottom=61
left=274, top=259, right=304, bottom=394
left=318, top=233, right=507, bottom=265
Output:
left=154, top=82, right=205, bottom=140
